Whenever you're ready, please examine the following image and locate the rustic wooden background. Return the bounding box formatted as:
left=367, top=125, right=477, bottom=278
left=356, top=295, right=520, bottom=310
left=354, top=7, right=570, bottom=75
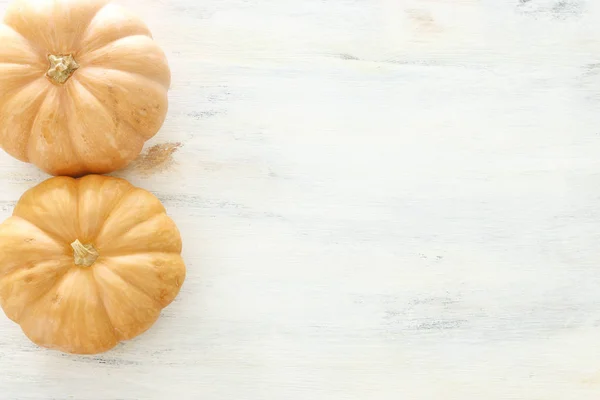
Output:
left=2, top=0, right=600, bottom=398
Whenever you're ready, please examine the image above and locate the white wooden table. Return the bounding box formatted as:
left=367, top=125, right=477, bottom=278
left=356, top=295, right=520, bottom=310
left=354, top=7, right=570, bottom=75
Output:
left=2, top=0, right=600, bottom=398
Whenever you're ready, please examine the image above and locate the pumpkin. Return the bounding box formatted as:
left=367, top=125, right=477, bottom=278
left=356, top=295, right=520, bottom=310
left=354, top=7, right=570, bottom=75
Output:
left=0, top=175, right=186, bottom=354
left=0, top=0, right=171, bottom=176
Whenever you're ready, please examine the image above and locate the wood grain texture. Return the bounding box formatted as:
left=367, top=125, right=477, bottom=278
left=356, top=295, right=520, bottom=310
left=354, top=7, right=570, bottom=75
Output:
left=2, top=0, right=600, bottom=398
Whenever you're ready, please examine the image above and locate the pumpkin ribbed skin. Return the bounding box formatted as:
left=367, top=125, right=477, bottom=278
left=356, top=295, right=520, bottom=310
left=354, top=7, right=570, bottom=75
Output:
left=0, top=0, right=171, bottom=176
left=0, top=175, right=186, bottom=354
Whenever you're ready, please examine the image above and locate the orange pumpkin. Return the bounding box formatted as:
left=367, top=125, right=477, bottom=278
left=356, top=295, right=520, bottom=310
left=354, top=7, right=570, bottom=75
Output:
left=0, top=175, right=186, bottom=354
left=0, top=0, right=171, bottom=176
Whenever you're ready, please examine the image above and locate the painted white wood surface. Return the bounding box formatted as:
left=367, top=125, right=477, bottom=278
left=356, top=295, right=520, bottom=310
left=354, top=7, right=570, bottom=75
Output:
left=2, top=0, right=600, bottom=398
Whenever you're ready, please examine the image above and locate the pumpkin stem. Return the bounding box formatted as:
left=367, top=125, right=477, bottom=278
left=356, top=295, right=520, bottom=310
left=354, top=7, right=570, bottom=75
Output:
left=71, top=239, right=99, bottom=267
left=46, top=54, right=79, bottom=84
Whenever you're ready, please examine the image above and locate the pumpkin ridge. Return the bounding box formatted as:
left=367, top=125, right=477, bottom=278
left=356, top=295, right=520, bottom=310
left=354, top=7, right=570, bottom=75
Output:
left=73, top=1, right=111, bottom=52
left=92, top=263, right=162, bottom=340
left=0, top=24, right=46, bottom=61
left=1, top=75, right=48, bottom=102
left=6, top=216, right=68, bottom=256
left=78, top=36, right=170, bottom=89
left=96, top=208, right=168, bottom=250
left=98, top=253, right=185, bottom=309
left=0, top=259, right=72, bottom=323
left=0, top=61, right=43, bottom=70
left=0, top=256, right=71, bottom=285
left=49, top=81, right=87, bottom=174
left=2, top=22, right=48, bottom=58
left=25, top=84, right=74, bottom=165
left=0, top=78, right=48, bottom=162
left=78, top=9, right=152, bottom=55
left=64, top=79, right=116, bottom=173
left=74, top=72, right=150, bottom=141
left=75, top=175, right=134, bottom=240
left=79, top=63, right=170, bottom=94
left=67, top=77, right=119, bottom=140
left=0, top=64, right=46, bottom=96
left=88, top=266, right=117, bottom=342
left=91, top=186, right=137, bottom=241
left=94, top=258, right=163, bottom=308
left=15, top=265, right=72, bottom=326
